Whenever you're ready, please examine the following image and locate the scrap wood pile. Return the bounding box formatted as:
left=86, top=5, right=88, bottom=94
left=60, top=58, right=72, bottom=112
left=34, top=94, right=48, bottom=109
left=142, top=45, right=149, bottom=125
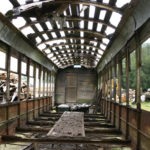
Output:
left=0, top=73, right=31, bottom=103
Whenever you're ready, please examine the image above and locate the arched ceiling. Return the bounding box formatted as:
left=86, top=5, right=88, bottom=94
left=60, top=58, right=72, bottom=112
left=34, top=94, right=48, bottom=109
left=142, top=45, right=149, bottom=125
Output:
left=2, top=0, right=136, bottom=68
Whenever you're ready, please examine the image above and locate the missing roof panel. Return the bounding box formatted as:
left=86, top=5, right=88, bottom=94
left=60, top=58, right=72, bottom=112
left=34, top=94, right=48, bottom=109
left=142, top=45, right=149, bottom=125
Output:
left=21, top=27, right=35, bottom=36
left=88, top=21, right=93, bottom=30
left=12, top=17, right=26, bottom=28
left=46, top=21, right=53, bottom=30
left=110, top=12, right=122, bottom=27
left=35, top=23, right=43, bottom=32
left=99, top=10, right=106, bottom=20
left=116, top=0, right=131, bottom=8
left=89, top=5, right=95, bottom=18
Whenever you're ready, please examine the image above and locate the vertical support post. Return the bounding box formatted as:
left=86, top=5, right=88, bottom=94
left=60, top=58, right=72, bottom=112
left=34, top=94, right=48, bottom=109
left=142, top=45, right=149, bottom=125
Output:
left=125, top=47, right=130, bottom=139
left=135, top=33, right=142, bottom=150
left=6, top=48, right=11, bottom=102
left=26, top=58, right=30, bottom=123
left=47, top=70, right=49, bottom=112
left=38, top=66, right=41, bottom=115
left=43, top=69, right=45, bottom=112
left=17, top=53, right=22, bottom=127
left=33, top=63, right=36, bottom=119
left=109, top=63, right=113, bottom=122
left=118, top=59, right=122, bottom=131
left=113, top=60, right=117, bottom=126
left=6, top=48, right=11, bottom=135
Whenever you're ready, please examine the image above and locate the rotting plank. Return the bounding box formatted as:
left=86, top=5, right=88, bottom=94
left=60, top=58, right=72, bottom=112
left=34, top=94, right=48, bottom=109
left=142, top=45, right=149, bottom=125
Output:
left=47, top=112, right=85, bottom=137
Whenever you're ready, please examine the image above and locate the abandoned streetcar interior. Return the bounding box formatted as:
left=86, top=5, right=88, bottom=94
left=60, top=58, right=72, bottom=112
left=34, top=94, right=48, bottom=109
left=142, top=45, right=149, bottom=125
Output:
left=0, top=0, right=150, bottom=150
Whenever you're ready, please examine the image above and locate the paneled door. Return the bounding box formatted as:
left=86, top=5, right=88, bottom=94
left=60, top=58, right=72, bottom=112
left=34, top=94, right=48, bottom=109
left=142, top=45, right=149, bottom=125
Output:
left=65, top=73, right=77, bottom=103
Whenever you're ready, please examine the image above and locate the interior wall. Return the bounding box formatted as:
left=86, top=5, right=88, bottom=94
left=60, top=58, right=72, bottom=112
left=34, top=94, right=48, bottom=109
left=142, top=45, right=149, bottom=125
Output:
left=55, top=67, right=97, bottom=105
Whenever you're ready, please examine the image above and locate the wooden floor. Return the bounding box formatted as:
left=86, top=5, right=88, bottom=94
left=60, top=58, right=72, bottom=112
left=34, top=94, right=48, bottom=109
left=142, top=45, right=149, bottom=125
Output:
left=0, top=111, right=132, bottom=150
left=47, top=112, right=85, bottom=137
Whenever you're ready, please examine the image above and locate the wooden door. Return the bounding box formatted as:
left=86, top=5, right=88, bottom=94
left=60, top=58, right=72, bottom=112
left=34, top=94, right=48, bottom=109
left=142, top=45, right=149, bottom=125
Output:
left=65, top=73, right=77, bottom=103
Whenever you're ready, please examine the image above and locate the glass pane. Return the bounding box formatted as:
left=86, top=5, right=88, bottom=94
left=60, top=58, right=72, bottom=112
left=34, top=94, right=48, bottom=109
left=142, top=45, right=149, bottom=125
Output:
left=10, top=57, right=18, bottom=72
left=35, top=68, right=39, bottom=97
left=30, top=65, right=34, bottom=77
left=21, top=61, right=27, bottom=74
left=0, top=70, right=7, bottom=104
left=30, top=77, right=34, bottom=98
left=0, top=51, right=6, bottom=69
left=141, top=38, right=150, bottom=112
left=10, top=73, right=18, bottom=102
left=21, top=75, right=27, bottom=100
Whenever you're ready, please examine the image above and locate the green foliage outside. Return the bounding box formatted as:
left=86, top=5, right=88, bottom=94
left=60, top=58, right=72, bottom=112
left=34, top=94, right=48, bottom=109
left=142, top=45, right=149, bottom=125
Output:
left=122, top=42, right=150, bottom=92
left=121, top=40, right=150, bottom=112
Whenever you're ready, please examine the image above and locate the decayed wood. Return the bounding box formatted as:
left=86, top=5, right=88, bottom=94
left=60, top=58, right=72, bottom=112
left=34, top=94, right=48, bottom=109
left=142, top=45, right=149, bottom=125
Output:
left=47, top=112, right=85, bottom=137
left=1, top=135, right=131, bottom=146
left=16, top=127, right=121, bottom=134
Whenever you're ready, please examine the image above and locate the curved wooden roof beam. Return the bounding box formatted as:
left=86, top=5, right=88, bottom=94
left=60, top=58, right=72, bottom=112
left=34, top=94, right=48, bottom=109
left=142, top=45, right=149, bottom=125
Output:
left=9, top=0, right=122, bottom=18
left=44, top=48, right=102, bottom=57
left=43, top=43, right=105, bottom=52
left=28, top=29, right=108, bottom=40
left=19, top=17, right=116, bottom=30
left=52, top=56, right=98, bottom=65
left=38, top=38, right=105, bottom=52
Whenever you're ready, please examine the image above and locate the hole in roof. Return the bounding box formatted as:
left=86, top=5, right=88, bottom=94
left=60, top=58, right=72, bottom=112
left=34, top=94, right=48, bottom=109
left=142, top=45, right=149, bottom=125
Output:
left=64, top=11, right=67, bottom=16
left=110, top=12, right=122, bottom=27
left=80, top=31, right=84, bottom=37
left=66, top=22, right=70, bottom=28
left=21, top=27, right=35, bottom=36
left=55, top=52, right=59, bottom=54
left=87, top=46, right=89, bottom=50
left=47, top=39, right=66, bottom=46
left=52, top=47, right=56, bottom=51
left=37, top=44, right=46, bottom=50
left=100, top=44, right=107, bottom=50
left=30, top=17, right=37, bottom=21
left=102, top=38, right=110, bottom=44
left=96, top=23, right=102, bottom=32
left=90, top=41, right=97, bottom=46
left=81, top=39, right=84, bottom=44
left=36, top=37, right=42, bottom=43
left=99, top=10, right=106, bottom=20
left=103, top=0, right=109, bottom=4
left=45, top=49, right=51, bottom=54
left=88, top=21, right=93, bottom=30
left=65, top=45, right=69, bottom=49
left=46, top=21, right=53, bottom=30
left=80, top=21, right=84, bottom=29
left=105, top=26, right=115, bottom=35
left=79, top=4, right=86, bottom=17
left=51, top=32, right=57, bottom=38
left=60, top=31, right=65, bottom=37
left=48, top=53, right=53, bottom=58
left=17, top=0, right=26, bottom=5
left=12, top=17, right=26, bottom=28
left=59, top=46, right=62, bottom=49
left=98, top=50, right=103, bottom=55
left=0, top=0, right=13, bottom=14
left=116, top=0, right=131, bottom=8
left=70, top=39, right=73, bottom=43
left=35, top=23, right=43, bottom=32
left=89, top=5, right=95, bottom=18
left=33, top=0, right=39, bottom=2
left=42, top=34, right=49, bottom=40
left=69, top=4, right=72, bottom=16
left=56, top=21, right=60, bottom=29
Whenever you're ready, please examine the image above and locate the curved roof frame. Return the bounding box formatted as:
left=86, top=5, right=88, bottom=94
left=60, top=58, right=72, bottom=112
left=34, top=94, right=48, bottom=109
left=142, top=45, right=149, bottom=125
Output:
left=4, top=0, right=135, bottom=68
